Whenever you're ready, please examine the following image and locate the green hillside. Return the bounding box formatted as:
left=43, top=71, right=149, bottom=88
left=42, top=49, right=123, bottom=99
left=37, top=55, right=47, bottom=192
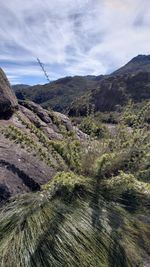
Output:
left=13, top=56, right=150, bottom=115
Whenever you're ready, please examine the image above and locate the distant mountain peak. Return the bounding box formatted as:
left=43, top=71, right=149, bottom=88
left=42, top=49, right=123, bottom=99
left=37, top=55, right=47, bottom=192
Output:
left=112, top=54, right=150, bottom=76
left=130, top=54, right=150, bottom=63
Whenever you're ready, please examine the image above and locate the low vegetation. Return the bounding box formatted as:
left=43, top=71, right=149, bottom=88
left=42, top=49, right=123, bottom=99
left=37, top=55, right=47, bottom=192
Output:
left=0, top=101, right=150, bottom=266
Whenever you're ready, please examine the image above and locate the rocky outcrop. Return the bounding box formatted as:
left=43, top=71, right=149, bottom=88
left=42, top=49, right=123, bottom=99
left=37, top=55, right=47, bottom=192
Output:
left=54, top=112, right=88, bottom=139
left=0, top=68, right=18, bottom=118
left=20, top=100, right=53, bottom=124
left=0, top=101, right=87, bottom=201
left=0, top=70, right=87, bottom=202
left=19, top=103, right=63, bottom=140
left=19, top=100, right=87, bottom=141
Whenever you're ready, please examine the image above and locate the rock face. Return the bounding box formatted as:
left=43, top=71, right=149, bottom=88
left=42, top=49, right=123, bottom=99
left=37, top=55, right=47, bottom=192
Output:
left=0, top=104, right=87, bottom=201
left=0, top=68, right=18, bottom=118
left=19, top=100, right=87, bottom=140
left=0, top=136, right=56, bottom=202
left=0, top=69, right=87, bottom=202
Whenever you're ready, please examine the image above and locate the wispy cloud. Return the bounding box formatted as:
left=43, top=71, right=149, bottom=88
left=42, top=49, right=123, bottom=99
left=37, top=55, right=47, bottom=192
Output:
left=0, top=0, right=150, bottom=84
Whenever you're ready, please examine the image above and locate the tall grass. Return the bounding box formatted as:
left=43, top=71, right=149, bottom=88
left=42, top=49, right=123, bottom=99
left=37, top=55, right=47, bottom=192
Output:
left=0, top=169, right=150, bottom=267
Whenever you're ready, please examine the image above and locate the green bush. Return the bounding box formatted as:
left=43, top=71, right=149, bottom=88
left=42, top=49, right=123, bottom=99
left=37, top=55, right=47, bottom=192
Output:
left=79, top=116, right=106, bottom=138
left=42, top=171, right=89, bottom=193
left=102, top=171, right=150, bottom=205
left=52, top=139, right=82, bottom=172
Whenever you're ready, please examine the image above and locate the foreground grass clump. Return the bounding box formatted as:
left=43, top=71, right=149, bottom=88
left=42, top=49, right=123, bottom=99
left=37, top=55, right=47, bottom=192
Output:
left=0, top=171, right=150, bottom=267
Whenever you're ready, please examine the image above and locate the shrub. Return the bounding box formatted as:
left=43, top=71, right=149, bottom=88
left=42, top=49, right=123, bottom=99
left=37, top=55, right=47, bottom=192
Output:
left=102, top=171, right=150, bottom=204
left=42, top=171, right=89, bottom=194
left=52, top=140, right=82, bottom=172
left=79, top=116, right=106, bottom=138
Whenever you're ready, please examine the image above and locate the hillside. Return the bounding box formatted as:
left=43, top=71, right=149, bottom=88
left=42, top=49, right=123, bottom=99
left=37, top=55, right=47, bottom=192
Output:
left=89, top=71, right=150, bottom=112
left=12, top=84, right=30, bottom=91
left=69, top=72, right=150, bottom=115
left=13, top=55, right=150, bottom=115
left=0, top=68, right=150, bottom=266
left=14, top=76, right=98, bottom=113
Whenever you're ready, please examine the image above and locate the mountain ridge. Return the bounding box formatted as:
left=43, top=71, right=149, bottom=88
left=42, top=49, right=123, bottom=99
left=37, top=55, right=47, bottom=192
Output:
left=13, top=55, right=150, bottom=115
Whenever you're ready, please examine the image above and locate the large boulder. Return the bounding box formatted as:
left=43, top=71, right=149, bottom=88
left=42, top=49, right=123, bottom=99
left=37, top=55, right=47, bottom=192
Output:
left=0, top=68, right=18, bottom=118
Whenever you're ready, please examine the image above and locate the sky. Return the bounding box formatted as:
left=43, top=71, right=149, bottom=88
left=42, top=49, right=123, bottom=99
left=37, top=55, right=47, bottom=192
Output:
left=0, top=0, right=150, bottom=85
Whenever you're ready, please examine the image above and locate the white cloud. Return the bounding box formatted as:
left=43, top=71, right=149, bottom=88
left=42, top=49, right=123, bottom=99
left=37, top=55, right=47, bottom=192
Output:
left=0, top=0, right=150, bottom=84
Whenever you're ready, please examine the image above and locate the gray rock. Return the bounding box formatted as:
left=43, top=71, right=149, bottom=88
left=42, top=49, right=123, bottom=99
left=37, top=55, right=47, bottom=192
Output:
left=19, top=105, right=46, bottom=128
left=19, top=104, right=63, bottom=140
left=0, top=68, right=18, bottom=118
left=54, top=112, right=73, bottom=131
left=73, top=126, right=88, bottom=140
left=20, top=100, right=52, bottom=124
left=0, top=135, right=56, bottom=201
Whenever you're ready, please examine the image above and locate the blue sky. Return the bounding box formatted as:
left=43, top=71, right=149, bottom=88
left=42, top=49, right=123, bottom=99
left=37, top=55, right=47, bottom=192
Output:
left=0, top=0, right=150, bottom=85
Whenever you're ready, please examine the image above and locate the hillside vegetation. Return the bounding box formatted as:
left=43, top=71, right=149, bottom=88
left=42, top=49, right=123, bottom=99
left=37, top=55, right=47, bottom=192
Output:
left=14, top=76, right=97, bottom=113
left=0, top=98, right=150, bottom=266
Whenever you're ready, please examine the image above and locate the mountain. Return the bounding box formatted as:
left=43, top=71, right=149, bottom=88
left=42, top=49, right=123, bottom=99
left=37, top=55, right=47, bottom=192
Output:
left=12, top=84, right=30, bottom=91
left=112, top=55, right=150, bottom=75
left=70, top=56, right=150, bottom=115
left=13, top=55, right=150, bottom=115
